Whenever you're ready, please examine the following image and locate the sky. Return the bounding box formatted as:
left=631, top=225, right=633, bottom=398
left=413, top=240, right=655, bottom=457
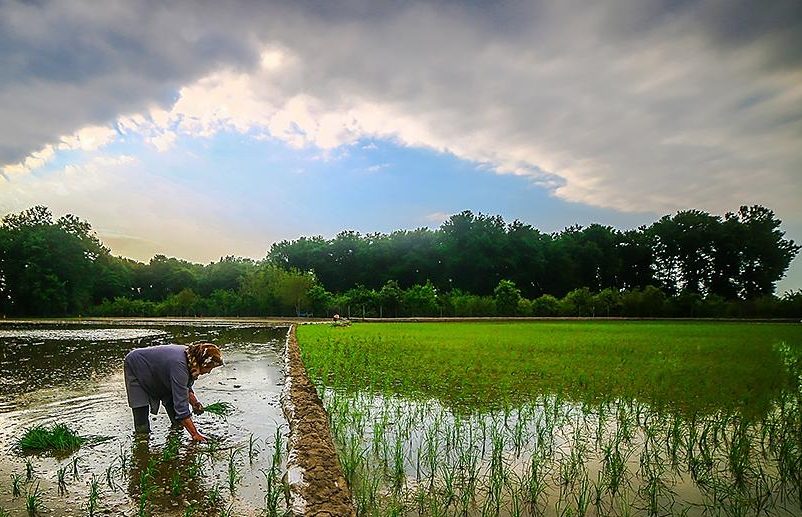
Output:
left=1, top=0, right=801, bottom=292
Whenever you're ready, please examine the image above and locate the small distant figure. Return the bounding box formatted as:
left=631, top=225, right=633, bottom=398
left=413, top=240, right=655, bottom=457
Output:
left=331, top=313, right=351, bottom=327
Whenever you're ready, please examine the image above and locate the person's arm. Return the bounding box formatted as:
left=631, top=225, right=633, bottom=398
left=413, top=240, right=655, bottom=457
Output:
left=188, top=389, right=204, bottom=414
left=170, top=368, right=205, bottom=441
left=181, top=416, right=206, bottom=442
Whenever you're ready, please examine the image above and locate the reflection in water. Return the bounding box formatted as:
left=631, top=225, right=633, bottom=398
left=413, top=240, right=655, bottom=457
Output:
left=0, top=322, right=289, bottom=516
left=320, top=341, right=802, bottom=516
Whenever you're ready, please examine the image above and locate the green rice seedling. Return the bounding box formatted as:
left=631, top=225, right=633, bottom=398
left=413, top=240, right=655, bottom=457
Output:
left=162, top=434, right=181, bottom=463
left=272, top=426, right=284, bottom=471
left=71, top=456, right=80, bottom=480
left=87, top=475, right=100, bottom=517
left=182, top=503, right=197, bottom=517
left=170, top=471, right=183, bottom=497
left=227, top=449, right=242, bottom=494
left=206, top=484, right=222, bottom=507
left=18, top=423, right=86, bottom=453
left=602, top=442, right=628, bottom=495
left=439, top=461, right=457, bottom=510
left=117, top=444, right=129, bottom=471
left=204, top=437, right=221, bottom=458
left=247, top=433, right=260, bottom=464
left=104, top=459, right=117, bottom=489
left=0, top=507, right=9, bottom=517
left=11, top=473, right=22, bottom=497
left=527, top=453, right=549, bottom=515
left=25, top=482, right=43, bottom=516
left=57, top=465, right=67, bottom=495
left=391, top=433, right=406, bottom=493
left=137, top=459, right=156, bottom=517
left=25, top=458, right=34, bottom=482
left=262, top=468, right=283, bottom=517
left=575, top=472, right=591, bottom=517
left=203, top=401, right=235, bottom=417
left=339, top=433, right=364, bottom=489
left=187, top=452, right=205, bottom=480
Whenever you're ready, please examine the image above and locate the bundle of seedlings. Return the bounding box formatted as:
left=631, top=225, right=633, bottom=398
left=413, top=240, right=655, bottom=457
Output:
left=17, top=423, right=111, bottom=455
left=18, top=423, right=86, bottom=453
left=203, top=402, right=235, bottom=417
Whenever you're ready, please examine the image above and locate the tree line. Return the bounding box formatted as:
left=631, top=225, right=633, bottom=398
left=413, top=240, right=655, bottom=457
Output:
left=0, top=205, right=799, bottom=318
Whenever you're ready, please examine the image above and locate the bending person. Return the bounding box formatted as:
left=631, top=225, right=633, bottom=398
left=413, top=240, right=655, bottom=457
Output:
left=124, top=342, right=223, bottom=442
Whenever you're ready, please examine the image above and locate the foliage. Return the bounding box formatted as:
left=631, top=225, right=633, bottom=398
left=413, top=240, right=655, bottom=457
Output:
left=494, top=279, right=521, bottom=316
left=270, top=206, right=798, bottom=301
left=1, top=205, right=799, bottom=318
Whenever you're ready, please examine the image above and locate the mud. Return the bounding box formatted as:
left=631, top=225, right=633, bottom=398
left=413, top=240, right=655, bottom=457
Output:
left=282, top=325, right=355, bottom=517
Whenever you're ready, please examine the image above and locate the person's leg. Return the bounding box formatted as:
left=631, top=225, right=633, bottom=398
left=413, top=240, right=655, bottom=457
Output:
left=161, top=398, right=181, bottom=428
left=132, top=406, right=151, bottom=434
left=124, top=360, right=151, bottom=434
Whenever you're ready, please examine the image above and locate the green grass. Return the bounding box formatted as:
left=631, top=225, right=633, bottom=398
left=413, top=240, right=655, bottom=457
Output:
left=203, top=402, right=235, bottom=417
left=17, top=423, right=86, bottom=453
left=297, top=321, right=802, bottom=416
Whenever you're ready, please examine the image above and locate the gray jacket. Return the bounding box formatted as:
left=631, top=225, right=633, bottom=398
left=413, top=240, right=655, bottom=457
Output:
left=123, top=344, right=195, bottom=420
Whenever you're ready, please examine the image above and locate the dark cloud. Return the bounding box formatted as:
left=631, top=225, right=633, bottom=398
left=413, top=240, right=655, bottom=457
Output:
left=0, top=0, right=800, bottom=220
left=0, top=0, right=263, bottom=163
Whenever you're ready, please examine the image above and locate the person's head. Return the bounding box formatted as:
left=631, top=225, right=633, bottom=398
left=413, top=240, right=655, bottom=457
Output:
left=186, top=342, right=223, bottom=379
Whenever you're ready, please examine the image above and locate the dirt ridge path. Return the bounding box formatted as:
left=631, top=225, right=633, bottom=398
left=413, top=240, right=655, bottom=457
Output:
left=282, top=325, right=355, bottom=517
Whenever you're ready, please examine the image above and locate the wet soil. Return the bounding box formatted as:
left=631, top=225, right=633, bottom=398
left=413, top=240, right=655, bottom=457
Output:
left=282, top=325, right=355, bottom=517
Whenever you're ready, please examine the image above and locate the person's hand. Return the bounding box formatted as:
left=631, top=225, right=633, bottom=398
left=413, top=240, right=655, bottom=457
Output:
left=192, top=402, right=204, bottom=415
left=191, top=432, right=208, bottom=443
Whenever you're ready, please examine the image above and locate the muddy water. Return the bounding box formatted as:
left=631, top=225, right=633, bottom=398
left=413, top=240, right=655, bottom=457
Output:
left=0, top=322, right=289, bottom=516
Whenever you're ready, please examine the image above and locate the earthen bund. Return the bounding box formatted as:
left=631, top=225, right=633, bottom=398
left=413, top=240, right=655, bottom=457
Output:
left=281, top=325, right=356, bottom=516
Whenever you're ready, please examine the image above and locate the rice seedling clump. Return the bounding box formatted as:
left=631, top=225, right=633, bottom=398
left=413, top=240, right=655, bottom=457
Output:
left=203, top=402, right=235, bottom=417
left=18, top=423, right=86, bottom=453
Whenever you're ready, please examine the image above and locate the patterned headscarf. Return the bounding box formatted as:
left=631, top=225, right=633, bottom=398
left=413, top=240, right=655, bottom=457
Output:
left=185, top=342, right=223, bottom=380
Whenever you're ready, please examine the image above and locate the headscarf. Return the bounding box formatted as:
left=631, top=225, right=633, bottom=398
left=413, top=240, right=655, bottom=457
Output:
left=185, top=342, right=223, bottom=380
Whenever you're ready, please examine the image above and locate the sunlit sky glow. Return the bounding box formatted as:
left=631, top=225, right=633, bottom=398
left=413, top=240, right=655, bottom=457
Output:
left=1, top=1, right=800, bottom=292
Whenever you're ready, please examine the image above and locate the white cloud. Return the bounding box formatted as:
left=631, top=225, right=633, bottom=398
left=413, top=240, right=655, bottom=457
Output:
left=424, top=212, right=450, bottom=224
left=366, top=163, right=390, bottom=173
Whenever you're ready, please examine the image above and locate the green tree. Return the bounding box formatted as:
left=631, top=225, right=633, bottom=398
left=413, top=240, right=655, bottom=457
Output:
left=378, top=280, right=402, bottom=317
left=561, top=287, right=595, bottom=317
left=531, top=294, right=560, bottom=316
left=306, top=284, right=334, bottom=317
left=402, top=281, right=439, bottom=316
left=494, top=279, right=522, bottom=316
left=594, top=288, right=622, bottom=317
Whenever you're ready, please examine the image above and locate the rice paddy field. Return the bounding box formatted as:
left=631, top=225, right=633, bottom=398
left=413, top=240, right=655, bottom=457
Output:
left=0, top=322, right=290, bottom=517
left=297, top=321, right=802, bottom=517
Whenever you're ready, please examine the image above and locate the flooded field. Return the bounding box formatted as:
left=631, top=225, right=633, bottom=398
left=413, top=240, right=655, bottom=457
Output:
left=299, top=321, right=802, bottom=516
left=322, top=386, right=802, bottom=516
left=0, top=321, right=289, bottom=516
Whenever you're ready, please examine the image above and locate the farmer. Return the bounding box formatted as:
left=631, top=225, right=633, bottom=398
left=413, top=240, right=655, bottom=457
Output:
left=123, top=342, right=223, bottom=442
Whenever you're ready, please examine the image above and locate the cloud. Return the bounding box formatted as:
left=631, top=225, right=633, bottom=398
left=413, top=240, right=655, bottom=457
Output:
left=365, top=163, right=390, bottom=173
left=2, top=0, right=801, bottom=221
left=424, top=212, right=450, bottom=225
